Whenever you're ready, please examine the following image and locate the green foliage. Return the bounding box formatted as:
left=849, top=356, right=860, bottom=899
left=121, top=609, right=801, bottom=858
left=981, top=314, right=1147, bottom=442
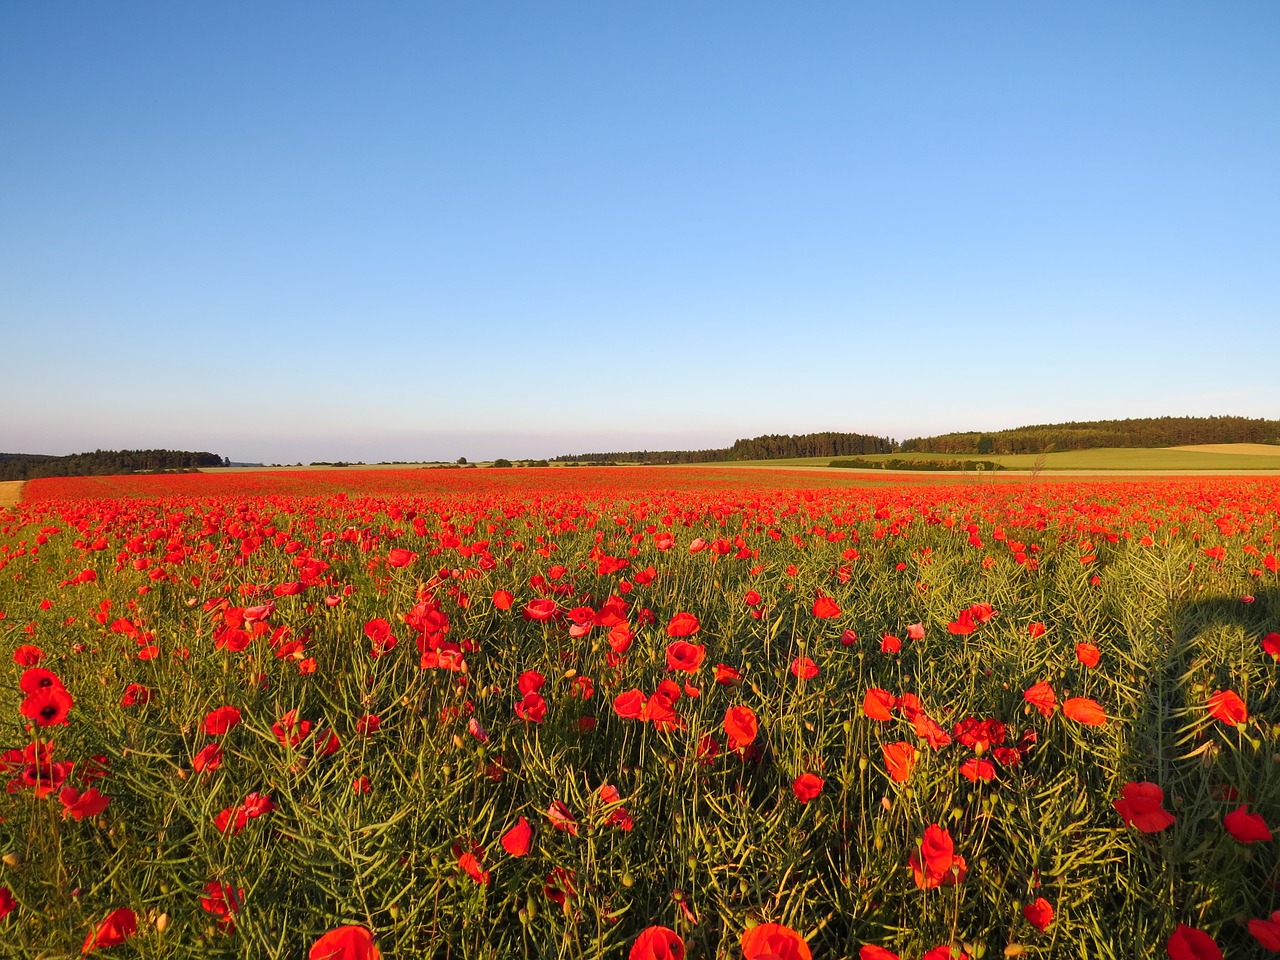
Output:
left=0, top=449, right=226, bottom=482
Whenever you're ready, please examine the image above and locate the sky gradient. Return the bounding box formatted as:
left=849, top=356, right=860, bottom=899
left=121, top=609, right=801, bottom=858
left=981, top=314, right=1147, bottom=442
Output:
left=3, top=2, right=1277, bottom=463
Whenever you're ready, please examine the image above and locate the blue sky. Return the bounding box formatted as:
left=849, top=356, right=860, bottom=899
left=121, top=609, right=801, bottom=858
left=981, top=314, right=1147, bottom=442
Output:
left=3, top=2, right=1277, bottom=463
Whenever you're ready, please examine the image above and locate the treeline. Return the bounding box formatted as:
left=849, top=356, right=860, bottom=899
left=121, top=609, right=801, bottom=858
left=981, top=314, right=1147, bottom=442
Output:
left=831, top=457, right=1005, bottom=472
left=554, top=431, right=898, bottom=465
left=901, top=416, right=1280, bottom=455
left=0, top=449, right=227, bottom=481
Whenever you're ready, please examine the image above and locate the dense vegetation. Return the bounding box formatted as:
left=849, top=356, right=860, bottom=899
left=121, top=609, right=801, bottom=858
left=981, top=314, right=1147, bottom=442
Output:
left=2, top=469, right=1279, bottom=959
left=901, top=416, right=1280, bottom=455
left=0, top=449, right=227, bottom=481
left=554, top=431, right=898, bottom=464
left=830, top=458, right=1005, bottom=472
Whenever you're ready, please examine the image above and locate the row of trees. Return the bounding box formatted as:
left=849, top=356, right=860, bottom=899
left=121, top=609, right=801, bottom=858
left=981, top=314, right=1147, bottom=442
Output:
left=901, top=416, right=1280, bottom=455
left=0, top=449, right=227, bottom=481
left=553, top=431, right=898, bottom=465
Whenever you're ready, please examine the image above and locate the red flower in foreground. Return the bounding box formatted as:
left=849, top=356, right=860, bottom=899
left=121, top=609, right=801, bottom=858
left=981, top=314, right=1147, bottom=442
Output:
left=310, top=924, right=381, bottom=960
left=910, top=824, right=966, bottom=890
left=666, top=612, right=700, bottom=637
left=502, top=816, right=533, bottom=857
left=201, top=881, right=244, bottom=931
left=1114, top=781, right=1176, bottom=833
left=792, top=773, right=824, bottom=804
left=60, top=786, right=110, bottom=821
left=789, top=657, right=818, bottom=680
left=1224, top=804, right=1272, bottom=844
left=1206, top=689, right=1247, bottom=726
left=859, top=947, right=902, bottom=960
left=741, top=922, right=812, bottom=960
left=1249, top=911, right=1280, bottom=951
left=1075, top=643, right=1100, bottom=668
left=1165, top=923, right=1222, bottom=960
left=1061, top=697, right=1106, bottom=726
left=1024, top=681, right=1056, bottom=717
left=724, top=705, right=758, bottom=750
left=882, top=742, right=917, bottom=783
left=20, top=685, right=73, bottom=726
left=863, top=688, right=897, bottom=721
left=811, top=596, right=841, bottom=619
left=82, top=908, right=137, bottom=955
left=0, top=886, right=14, bottom=919
left=1023, top=896, right=1053, bottom=931
left=204, top=705, right=242, bottom=736
left=666, top=640, right=705, bottom=673
left=629, top=925, right=685, bottom=960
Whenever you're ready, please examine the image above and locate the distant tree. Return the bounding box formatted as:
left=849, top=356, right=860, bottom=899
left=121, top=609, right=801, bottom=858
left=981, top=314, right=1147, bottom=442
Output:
left=456, top=456, right=468, bottom=465
left=492, top=458, right=512, bottom=468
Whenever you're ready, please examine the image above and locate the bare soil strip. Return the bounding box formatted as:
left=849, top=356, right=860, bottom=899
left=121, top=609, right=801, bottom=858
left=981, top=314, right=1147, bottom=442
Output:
left=0, top=481, right=23, bottom=508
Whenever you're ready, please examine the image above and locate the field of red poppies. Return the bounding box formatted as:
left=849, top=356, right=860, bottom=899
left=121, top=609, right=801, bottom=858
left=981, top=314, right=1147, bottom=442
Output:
left=3, top=468, right=1280, bottom=959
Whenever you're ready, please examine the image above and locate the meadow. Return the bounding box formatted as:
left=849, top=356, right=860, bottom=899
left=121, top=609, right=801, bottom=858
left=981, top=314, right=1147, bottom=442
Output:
left=2, top=468, right=1280, bottom=959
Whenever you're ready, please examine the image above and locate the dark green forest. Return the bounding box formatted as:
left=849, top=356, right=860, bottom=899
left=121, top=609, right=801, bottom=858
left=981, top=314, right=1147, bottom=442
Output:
left=0, top=449, right=227, bottom=481
left=553, top=431, right=899, bottom=464
left=900, top=416, right=1280, bottom=455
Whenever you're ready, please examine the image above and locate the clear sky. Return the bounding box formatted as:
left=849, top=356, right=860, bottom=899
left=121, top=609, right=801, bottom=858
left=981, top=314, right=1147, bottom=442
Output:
left=3, top=2, right=1277, bottom=463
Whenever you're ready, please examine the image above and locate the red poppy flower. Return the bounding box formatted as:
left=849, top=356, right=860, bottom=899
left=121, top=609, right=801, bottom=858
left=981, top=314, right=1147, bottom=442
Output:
left=863, top=688, right=897, bottom=721
left=12, top=644, right=43, bottom=666
left=547, top=799, right=579, bottom=836
left=1027, top=622, right=1046, bottom=638
left=959, top=758, right=996, bottom=782
left=309, top=924, right=382, bottom=960
left=20, top=685, right=73, bottom=726
left=666, top=612, right=700, bottom=637
left=812, top=596, right=841, bottom=619
left=518, top=670, right=546, bottom=695
left=60, top=786, right=110, bottom=821
left=502, top=816, right=533, bottom=856
left=1248, top=911, right=1280, bottom=951
left=1061, top=697, right=1105, bottom=726
left=19, top=667, right=64, bottom=694
left=666, top=640, right=706, bottom=673
left=1075, top=643, right=1100, bottom=668
left=741, top=922, right=812, bottom=960
left=714, top=663, right=741, bottom=685
left=859, top=947, right=901, bottom=960
left=1263, top=633, right=1280, bottom=659
left=724, top=705, right=759, bottom=750
left=1114, top=781, right=1175, bottom=833
left=82, top=907, right=137, bottom=955
left=203, top=706, right=242, bottom=736
left=789, top=657, right=818, bottom=680
left=492, top=589, right=514, bottom=610
left=1165, top=924, right=1222, bottom=960
left=922, top=948, right=969, bottom=960
left=515, top=692, right=547, bottom=723
left=914, top=713, right=953, bottom=750
left=1023, top=681, right=1056, bottom=717
left=880, top=633, right=902, bottom=654
left=201, top=881, right=244, bottom=931
left=1206, top=689, right=1247, bottom=726
left=792, top=773, right=824, bottom=803
left=882, top=741, right=916, bottom=782
left=523, top=598, right=559, bottom=622
left=910, top=824, right=966, bottom=889
left=1023, top=896, right=1053, bottom=932
left=455, top=843, right=490, bottom=885
left=0, top=886, right=15, bottom=919
left=613, top=689, right=647, bottom=720
left=192, top=742, right=223, bottom=773
left=1224, top=804, right=1271, bottom=843
left=387, top=548, right=416, bottom=568
left=629, top=925, right=685, bottom=960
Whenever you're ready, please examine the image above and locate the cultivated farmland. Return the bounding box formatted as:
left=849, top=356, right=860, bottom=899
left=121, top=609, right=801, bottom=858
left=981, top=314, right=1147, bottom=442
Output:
left=2, top=469, right=1279, bottom=959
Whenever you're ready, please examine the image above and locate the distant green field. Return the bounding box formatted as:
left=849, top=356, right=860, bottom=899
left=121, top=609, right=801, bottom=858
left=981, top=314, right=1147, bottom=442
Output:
left=823, top=446, right=1280, bottom=471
